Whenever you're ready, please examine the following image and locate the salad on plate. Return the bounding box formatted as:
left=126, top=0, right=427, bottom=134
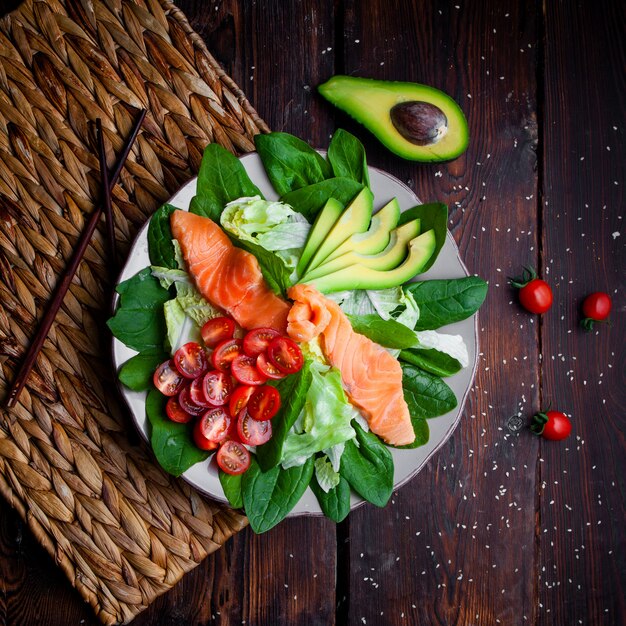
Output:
left=109, top=129, right=487, bottom=533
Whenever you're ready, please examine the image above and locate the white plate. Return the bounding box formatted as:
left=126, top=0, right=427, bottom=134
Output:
left=112, top=153, right=479, bottom=516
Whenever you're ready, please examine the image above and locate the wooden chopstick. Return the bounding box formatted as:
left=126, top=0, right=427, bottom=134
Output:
left=96, top=118, right=117, bottom=270
left=4, top=109, right=147, bottom=409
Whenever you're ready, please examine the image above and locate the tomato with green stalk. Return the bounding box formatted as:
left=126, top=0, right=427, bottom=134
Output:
left=530, top=409, right=572, bottom=441
left=510, top=266, right=553, bottom=314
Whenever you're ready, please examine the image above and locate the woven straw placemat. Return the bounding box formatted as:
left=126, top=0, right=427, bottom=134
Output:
left=0, top=1, right=270, bottom=623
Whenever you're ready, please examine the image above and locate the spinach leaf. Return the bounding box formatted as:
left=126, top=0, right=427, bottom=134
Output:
left=227, top=234, right=292, bottom=296
left=398, top=202, right=448, bottom=273
left=403, top=362, right=457, bottom=415
left=145, top=389, right=210, bottom=476
left=327, top=129, right=370, bottom=187
left=118, top=350, right=167, bottom=391
left=347, top=314, right=419, bottom=349
left=310, top=472, right=351, bottom=523
left=190, top=143, right=262, bottom=221
left=399, top=348, right=463, bottom=378
left=148, top=203, right=177, bottom=269
left=256, top=361, right=312, bottom=471
left=242, top=456, right=314, bottom=533
left=107, top=268, right=170, bottom=352
left=219, top=469, right=244, bottom=509
left=396, top=363, right=456, bottom=449
left=405, top=277, right=488, bottom=330
left=340, top=421, right=394, bottom=508
left=281, top=177, right=363, bottom=219
left=255, top=132, right=332, bottom=196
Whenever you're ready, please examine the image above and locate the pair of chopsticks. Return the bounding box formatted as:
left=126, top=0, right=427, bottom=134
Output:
left=4, top=109, right=147, bottom=409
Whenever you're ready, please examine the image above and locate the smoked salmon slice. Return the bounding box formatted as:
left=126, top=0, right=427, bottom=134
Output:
left=171, top=210, right=290, bottom=333
left=287, top=284, right=415, bottom=446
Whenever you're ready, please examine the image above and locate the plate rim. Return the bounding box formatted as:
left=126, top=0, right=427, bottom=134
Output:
left=111, top=155, right=479, bottom=516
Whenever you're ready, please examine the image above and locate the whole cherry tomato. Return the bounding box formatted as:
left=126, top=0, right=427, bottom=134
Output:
left=530, top=409, right=572, bottom=441
left=510, top=267, right=553, bottom=314
left=581, top=292, right=612, bottom=331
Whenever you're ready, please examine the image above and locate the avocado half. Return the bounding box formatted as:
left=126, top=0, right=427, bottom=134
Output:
left=318, top=76, right=469, bottom=162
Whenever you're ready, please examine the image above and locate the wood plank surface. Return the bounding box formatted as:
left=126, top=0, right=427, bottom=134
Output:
left=0, top=1, right=624, bottom=625
left=538, top=1, right=625, bottom=624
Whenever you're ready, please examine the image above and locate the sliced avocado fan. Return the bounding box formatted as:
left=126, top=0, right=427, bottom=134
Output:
left=302, top=217, right=420, bottom=281
left=303, top=229, right=437, bottom=294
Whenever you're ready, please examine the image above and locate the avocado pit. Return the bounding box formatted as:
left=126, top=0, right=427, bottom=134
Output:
left=390, top=101, right=448, bottom=146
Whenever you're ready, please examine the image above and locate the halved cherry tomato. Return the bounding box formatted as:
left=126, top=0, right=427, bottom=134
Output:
left=231, top=354, right=268, bottom=386
left=212, top=338, right=242, bottom=371
left=248, top=385, right=281, bottom=421
left=166, top=395, right=193, bottom=423
left=193, top=419, right=219, bottom=451
left=173, top=342, right=209, bottom=379
left=256, top=352, right=285, bottom=380
left=178, top=385, right=205, bottom=416
left=196, top=407, right=231, bottom=444
left=267, top=337, right=303, bottom=374
left=153, top=360, right=185, bottom=396
left=229, top=384, right=255, bottom=418
left=242, top=327, right=281, bottom=357
left=201, top=316, right=235, bottom=348
left=202, top=370, right=234, bottom=406
left=190, top=376, right=212, bottom=407
left=217, top=440, right=250, bottom=475
left=237, top=409, right=272, bottom=446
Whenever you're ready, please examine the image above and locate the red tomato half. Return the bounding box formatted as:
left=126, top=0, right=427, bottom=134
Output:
left=212, top=338, right=242, bottom=372
left=229, top=384, right=256, bottom=418
left=256, top=352, right=285, bottom=380
left=202, top=316, right=235, bottom=348
left=267, top=337, right=303, bottom=374
left=202, top=370, right=234, bottom=406
left=518, top=279, right=553, bottom=314
left=248, top=385, right=281, bottom=421
left=243, top=327, right=281, bottom=357
left=178, top=385, right=206, bottom=416
left=197, top=407, right=231, bottom=445
left=173, top=342, right=209, bottom=379
left=237, top=409, right=272, bottom=446
left=582, top=292, right=612, bottom=321
left=153, top=360, right=185, bottom=396
left=217, top=440, right=250, bottom=475
left=231, top=355, right=268, bottom=386
left=166, top=395, right=193, bottom=423
left=190, top=376, right=212, bottom=407
left=193, top=419, right=219, bottom=451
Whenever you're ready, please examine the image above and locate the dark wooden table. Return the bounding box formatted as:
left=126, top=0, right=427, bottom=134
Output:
left=1, top=1, right=624, bottom=624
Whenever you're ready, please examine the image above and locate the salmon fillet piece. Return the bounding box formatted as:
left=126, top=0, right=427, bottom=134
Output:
left=287, top=284, right=415, bottom=446
left=170, top=210, right=290, bottom=333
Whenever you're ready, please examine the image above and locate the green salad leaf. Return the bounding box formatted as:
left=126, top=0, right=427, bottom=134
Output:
left=347, top=314, right=419, bottom=349
left=148, top=203, right=178, bottom=269
left=255, top=132, right=332, bottom=196
left=280, top=365, right=357, bottom=468
left=310, top=471, right=351, bottom=523
left=219, top=470, right=244, bottom=509
left=398, top=202, right=448, bottom=273
left=256, top=361, right=313, bottom=471
left=190, top=143, right=262, bottom=221
left=243, top=456, right=314, bottom=533
left=327, top=129, right=370, bottom=188
left=399, top=348, right=463, bottom=377
left=281, top=177, right=363, bottom=219
left=340, top=421, right=394, bottom=508
left=405, top=276, right=488, bottom=330
left=107, top=268, right=170, bottom=352
left=118, top=351, right=167, bottom=391
left=145, top=389, right=210, bottom=476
